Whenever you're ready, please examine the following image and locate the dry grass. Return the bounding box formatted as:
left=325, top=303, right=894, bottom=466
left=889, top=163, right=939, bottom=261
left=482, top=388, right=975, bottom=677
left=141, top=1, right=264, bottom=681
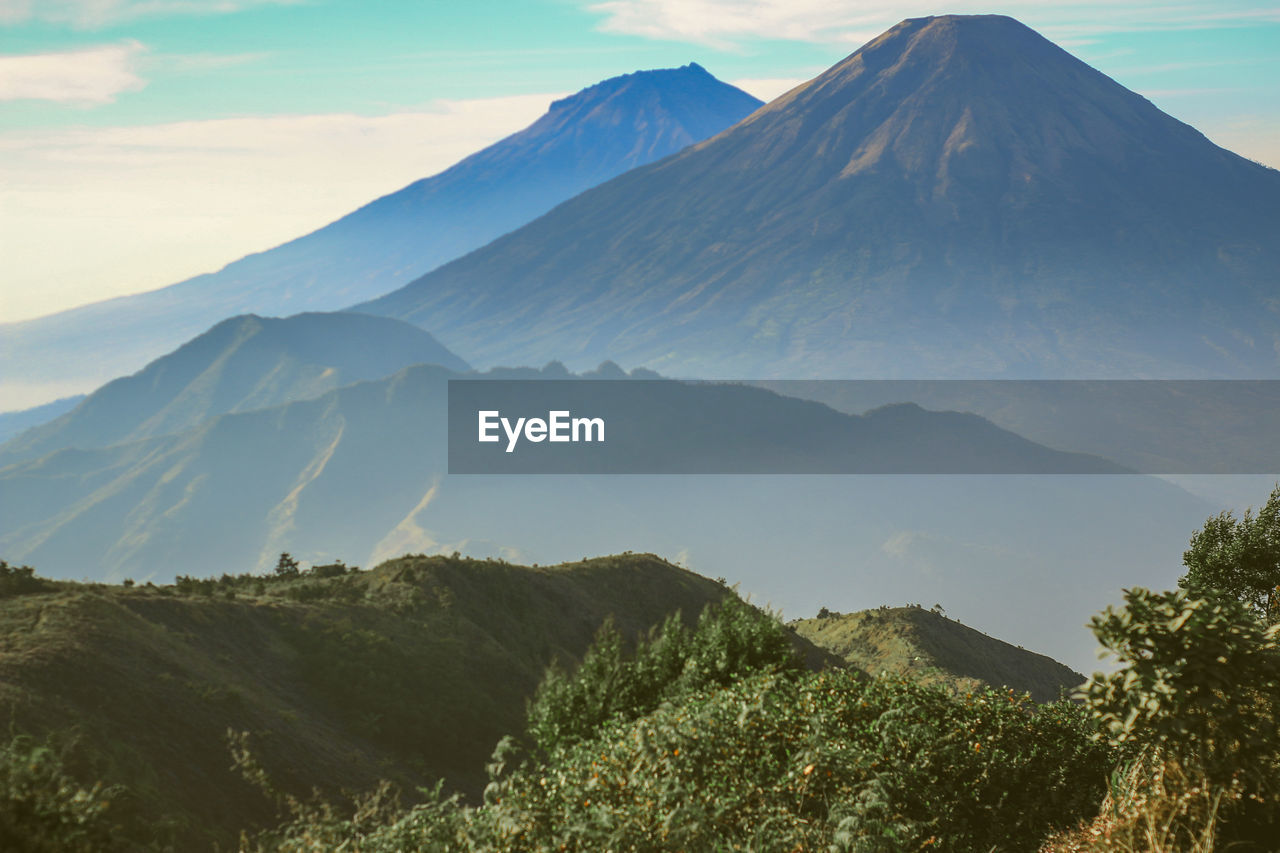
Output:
left=1042, top=754, right=1237, bottom=853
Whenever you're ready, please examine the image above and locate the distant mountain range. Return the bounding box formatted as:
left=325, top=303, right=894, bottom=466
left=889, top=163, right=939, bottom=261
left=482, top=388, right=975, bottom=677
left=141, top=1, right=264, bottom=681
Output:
left=358, top=14, right=1280, bottom=378
left=0, top=395, right=84, bottom=445
left=0, top=312, right=466, bottom=466
left=0, top=314, right=1216, bottom=672
left=0, top=64, right=762, bottom=409
left=0, top=333, right=1127, bottom=585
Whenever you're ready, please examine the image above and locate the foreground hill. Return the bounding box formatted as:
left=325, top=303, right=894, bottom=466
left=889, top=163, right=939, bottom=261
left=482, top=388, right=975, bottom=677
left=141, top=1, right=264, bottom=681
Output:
left=360, top=14, right=1280, bottom=378
left=0, top=64, right=762, bottom=406
left=0, top=553, right=741, bottom=849
left=0, top=312, right=467, bottom=465
left=791, top=605, right=1085, bottom=702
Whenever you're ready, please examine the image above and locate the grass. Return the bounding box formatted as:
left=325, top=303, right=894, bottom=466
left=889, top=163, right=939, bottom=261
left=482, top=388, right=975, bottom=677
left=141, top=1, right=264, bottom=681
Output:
left=0, top=553, right=732, bottom=849
left=791, top=604, right=1085, bottom=702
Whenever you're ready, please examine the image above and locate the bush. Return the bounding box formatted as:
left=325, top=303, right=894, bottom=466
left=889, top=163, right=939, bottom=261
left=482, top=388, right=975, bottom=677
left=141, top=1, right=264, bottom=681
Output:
left=340, top=671, right=1108, bottom=853
left=1082, top=588, right=1280, bottom=792
left=0, top=736, right=125, bottom=852
left=1078, top=586, right=1280, bottom=848
left=524, top=594, right=801, bottom=754
left=311, top=561, right=351, bottom=579
left=244, top=596, right=1112, bottom=851
left=0, top=561, right=47, bottom=598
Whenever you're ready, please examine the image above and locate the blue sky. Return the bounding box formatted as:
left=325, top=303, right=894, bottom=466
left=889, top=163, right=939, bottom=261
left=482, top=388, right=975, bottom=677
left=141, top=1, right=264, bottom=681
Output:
left=2, top=0, right=1278, bottom=323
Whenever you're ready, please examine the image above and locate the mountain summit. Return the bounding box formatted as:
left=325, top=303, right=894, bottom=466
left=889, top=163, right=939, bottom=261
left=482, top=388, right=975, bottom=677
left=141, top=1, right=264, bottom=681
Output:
left=0, top=64, right=762, bottom=407
left=361, top=15, right=1280, bottom=378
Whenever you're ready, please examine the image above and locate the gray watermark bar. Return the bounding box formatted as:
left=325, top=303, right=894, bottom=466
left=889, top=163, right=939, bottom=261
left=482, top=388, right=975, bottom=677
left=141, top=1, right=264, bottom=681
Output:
left=447, top=379, right=1280, bottom=475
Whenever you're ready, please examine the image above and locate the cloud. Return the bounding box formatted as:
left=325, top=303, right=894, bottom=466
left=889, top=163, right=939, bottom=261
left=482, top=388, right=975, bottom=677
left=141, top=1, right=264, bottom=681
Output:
left=728, top=76, right=807, bottom=102
left=584, top=1, right=1280, bottom=47
left=0, top=92, right=559, bottom=323
left=0, top=0, right=295, bottom=28
left=155, top=51, right=272, bottom=72
left=0, top=41, right=145, bottom=103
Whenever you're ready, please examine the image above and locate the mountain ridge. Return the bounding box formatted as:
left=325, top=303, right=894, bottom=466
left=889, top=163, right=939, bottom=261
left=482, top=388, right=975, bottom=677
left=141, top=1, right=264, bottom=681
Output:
left=0, top=359, right=1136, bottom=582
left=0, top=311, right=467, bottom=465
left=0, top=553, right=739, bottom=849
left=0, top=64, right=763, bottom=409
left=792, top=604, right=1085, bottom=703
left=357, top=14, right=1280, bottom=378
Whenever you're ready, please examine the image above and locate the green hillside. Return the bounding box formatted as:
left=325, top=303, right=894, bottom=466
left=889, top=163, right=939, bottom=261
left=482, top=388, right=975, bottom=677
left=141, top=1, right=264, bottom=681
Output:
left=0, top=553, right=740, bottom=849
left=791, top=605, right=1085, bottom=702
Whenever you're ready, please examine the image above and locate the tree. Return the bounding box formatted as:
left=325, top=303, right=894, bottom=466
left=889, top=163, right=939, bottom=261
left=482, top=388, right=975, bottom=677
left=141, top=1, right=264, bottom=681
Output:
left=274, top=553, right=301, bottom=578
left=1180, top=484, right=1280, bottom=624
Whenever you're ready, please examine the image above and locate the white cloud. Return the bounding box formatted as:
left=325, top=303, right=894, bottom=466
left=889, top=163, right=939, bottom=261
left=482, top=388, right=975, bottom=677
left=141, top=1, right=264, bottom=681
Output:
left=0, top=0, right=295, bottom=28
left=0, top=92, right=559, bottom=323
left=0, top=41, right=145, bottom=103
left=729, top=76, right=807, bottom=103
left=584, top=1, right=1280, bottom=46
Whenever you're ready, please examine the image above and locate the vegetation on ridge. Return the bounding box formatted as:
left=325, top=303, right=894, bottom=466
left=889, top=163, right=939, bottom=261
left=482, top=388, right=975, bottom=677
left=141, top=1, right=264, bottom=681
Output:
left=0, top=552, right=732, bottom=850
left=791, top=603, right=1085, bottom=703
left=5, top=488, right=1280, bottom=850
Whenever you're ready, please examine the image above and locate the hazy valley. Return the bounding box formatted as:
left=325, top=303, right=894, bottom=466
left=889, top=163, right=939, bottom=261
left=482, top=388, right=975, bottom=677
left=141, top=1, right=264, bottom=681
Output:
left=2, top=10, right=1279, bottom=851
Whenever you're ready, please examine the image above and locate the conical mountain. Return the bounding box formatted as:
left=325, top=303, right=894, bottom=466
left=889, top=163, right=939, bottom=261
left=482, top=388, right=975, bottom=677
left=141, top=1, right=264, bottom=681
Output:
left=360, top=14, right=1280, bottom=378
left=0, top=64, right=762, bottom=406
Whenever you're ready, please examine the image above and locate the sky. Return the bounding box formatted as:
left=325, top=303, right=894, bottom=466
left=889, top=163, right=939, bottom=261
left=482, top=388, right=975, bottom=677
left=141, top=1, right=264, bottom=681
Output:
left=2, top=0, right=1278, bottom=324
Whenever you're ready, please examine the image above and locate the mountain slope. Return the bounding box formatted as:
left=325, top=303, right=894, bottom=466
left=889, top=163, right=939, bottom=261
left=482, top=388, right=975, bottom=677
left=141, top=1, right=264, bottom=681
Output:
left=359, top=14, right=1280, bottom=378
left=0, top=354, right=1216, bottom=673
left=0, top=312, right=467, bottom=465
left=792, top=606, right=1084, bottom=702
left=0, top=64, right=762, bottom=407
left=0, top=363, right=1131, bottom=582
left=0, top=395, right=84, bottom=444
left=0, top=553, right=737, bottom=849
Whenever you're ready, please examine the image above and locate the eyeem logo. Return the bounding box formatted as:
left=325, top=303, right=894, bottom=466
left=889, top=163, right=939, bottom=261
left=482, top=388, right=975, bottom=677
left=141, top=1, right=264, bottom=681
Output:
left=478, top=410, right=605, bottom=453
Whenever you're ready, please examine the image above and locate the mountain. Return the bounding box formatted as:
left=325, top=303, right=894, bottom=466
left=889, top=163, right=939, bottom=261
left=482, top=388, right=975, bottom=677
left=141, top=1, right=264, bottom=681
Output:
left=753, top=379, right=1280, bottom=478
left=0, top=395, right=84, bottom=444
left=0, top=361, right=1131, bottom=582
left=791, top=605, right=1084, bottom=703
left=358, top=14, right=1280, bottom=379
left=0, top=354, right=1215, bottom=671
left=0, top=553, right=740, bottom=849
left=0, top=64, right=763, bottom=409
left=0, top=311, right=467, bottom=465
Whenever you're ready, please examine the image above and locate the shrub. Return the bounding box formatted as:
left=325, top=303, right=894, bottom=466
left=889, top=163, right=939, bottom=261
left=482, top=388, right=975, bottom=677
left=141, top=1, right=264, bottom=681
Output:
left=1078, top=586, right=1280, bottom=848
left=244, top=596, right=1112, bottom=851
left=1082, top=587, right=1280, bottom=792
left=0, top=561, right=47, bottom=598
left=0, top=736, right=125, bottom=852
left=524, top=594, right=801, bottom=755
left=311, top=562, right=351, bottom=579
left=359, top=671, right=1108, bottom=852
